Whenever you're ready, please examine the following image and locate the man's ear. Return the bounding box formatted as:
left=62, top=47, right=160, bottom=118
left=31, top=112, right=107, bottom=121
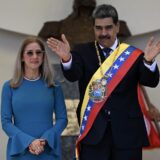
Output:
left=116, top=21, right=120, bottom=33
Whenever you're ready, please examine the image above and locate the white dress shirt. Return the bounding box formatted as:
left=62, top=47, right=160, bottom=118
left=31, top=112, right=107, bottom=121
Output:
left=62, top=38, right=157, bottom=72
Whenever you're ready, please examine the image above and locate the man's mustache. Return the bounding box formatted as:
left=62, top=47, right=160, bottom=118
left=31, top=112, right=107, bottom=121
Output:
left=99, top=35, right=111, bottom=40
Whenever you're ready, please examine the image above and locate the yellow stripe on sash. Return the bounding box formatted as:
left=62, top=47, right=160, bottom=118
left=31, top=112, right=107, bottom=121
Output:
left=80, top=43, right=130, bottom=123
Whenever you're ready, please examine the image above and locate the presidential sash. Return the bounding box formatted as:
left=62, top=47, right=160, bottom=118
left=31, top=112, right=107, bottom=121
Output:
left=75, top=43, right=143, bottom=159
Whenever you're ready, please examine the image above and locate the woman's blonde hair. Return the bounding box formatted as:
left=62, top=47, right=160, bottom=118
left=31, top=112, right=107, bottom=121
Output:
left=10, top=36, right=54, bottom=88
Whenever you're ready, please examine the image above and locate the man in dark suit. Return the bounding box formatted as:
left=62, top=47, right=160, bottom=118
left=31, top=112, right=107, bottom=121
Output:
left=47, top=4, right=160, bottom=160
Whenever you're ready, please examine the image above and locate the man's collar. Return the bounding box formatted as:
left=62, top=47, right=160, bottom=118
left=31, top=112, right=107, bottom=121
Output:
left=111, top=38, right=118, bottom=50
left=99, top=38, right=118, bottom=50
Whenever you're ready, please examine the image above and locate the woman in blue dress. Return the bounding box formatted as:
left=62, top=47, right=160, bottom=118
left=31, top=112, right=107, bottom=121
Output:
left=1, top=37, right=68, bottom=160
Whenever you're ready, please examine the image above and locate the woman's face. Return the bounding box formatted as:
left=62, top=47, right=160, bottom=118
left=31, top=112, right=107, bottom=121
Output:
left=22, top=42, right=44, bottom=72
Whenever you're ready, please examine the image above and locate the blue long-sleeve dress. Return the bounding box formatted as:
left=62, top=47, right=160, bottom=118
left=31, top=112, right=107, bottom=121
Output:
left=1, top=78, right=68, bottom=160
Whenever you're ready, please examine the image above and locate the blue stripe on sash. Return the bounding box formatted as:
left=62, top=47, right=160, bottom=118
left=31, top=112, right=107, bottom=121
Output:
left=79, top=45, right=137, bottom=136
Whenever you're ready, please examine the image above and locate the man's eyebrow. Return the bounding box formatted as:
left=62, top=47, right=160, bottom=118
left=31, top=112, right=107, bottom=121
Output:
left=95, top=25, right=113, bottom=28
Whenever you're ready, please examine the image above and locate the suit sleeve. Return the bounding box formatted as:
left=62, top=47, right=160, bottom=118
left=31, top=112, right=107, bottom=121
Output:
left=1, top=82, right=35, bottom=156
left=61, top=45, right=85, bottom=82
left=138, top=55, right=159, bottom=87
left=40, top=83, right=68, bottom=156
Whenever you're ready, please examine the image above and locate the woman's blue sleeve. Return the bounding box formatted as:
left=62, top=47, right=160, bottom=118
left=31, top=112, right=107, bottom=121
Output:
left=41, top=83, right=68, bottom=156
left=1, top=82, right=35, bottom=156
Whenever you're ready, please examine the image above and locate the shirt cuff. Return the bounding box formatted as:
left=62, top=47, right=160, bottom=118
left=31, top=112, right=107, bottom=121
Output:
left=61, top=55, right=72, bottom=70
left=144, top=61, right=157, bottom=72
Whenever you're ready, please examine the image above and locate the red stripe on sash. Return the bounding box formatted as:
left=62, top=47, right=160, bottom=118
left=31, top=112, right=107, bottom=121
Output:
left=138, top=85, right=160, bottom=148
left=107, top=49, right=142, bottom=95
left=77, top=49, right=143, bottom=149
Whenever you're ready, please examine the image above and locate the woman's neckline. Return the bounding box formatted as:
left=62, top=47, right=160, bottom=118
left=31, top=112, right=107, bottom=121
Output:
left=24, top=75, right=41, bottom=81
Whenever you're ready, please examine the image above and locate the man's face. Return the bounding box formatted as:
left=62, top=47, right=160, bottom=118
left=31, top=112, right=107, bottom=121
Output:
left=94, top=17, right=119, bottom=48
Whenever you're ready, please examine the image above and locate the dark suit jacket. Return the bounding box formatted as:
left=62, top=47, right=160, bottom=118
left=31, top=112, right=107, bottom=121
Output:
left=62, top=42, right=159, bottom=149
